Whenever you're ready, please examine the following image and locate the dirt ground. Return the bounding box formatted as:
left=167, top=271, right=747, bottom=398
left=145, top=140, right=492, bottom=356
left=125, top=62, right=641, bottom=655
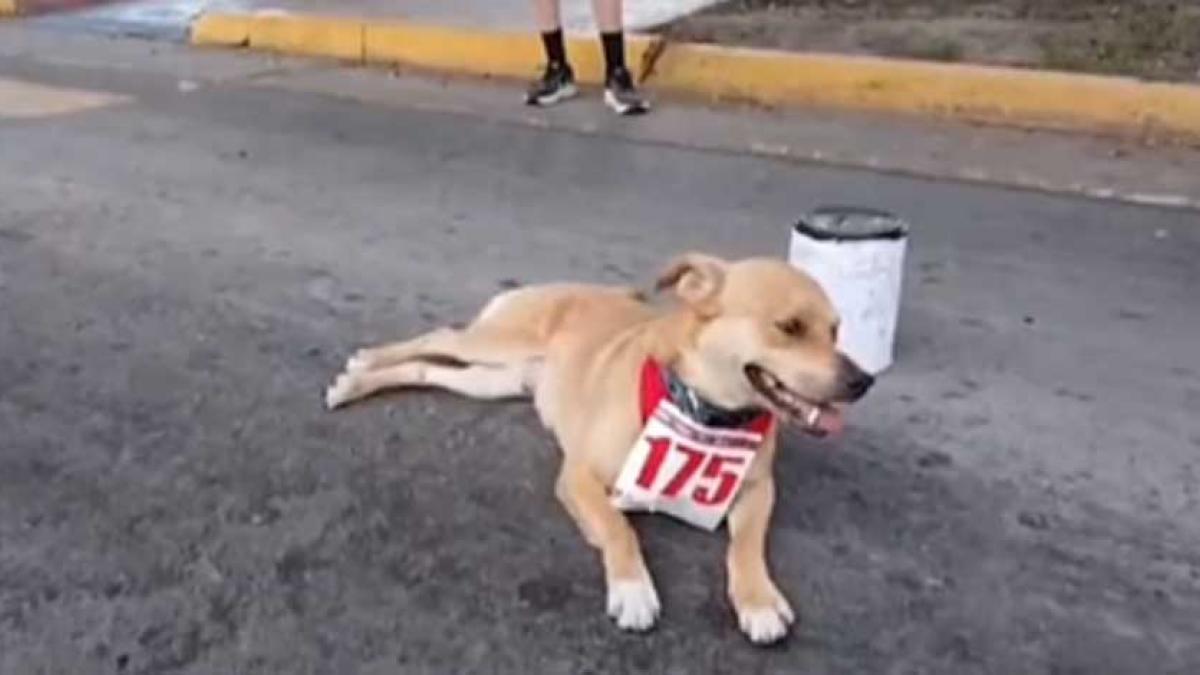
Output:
left=661, top=0, right=1200, bottom=81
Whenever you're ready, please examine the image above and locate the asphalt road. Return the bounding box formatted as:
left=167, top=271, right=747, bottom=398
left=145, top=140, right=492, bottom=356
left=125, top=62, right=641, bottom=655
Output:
left=2, top=28, right=1199, bottom=675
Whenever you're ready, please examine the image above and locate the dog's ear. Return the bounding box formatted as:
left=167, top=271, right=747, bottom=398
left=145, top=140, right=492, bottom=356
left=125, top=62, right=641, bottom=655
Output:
left=655, top=253, right=727, bottom=315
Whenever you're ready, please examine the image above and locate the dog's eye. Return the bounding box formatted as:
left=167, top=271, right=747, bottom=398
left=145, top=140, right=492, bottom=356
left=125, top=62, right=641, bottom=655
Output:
left=777, top=318, right=805, bottom=338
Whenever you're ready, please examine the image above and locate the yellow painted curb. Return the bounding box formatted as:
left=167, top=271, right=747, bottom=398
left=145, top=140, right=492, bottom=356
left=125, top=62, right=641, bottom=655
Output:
left=191, top=13, right=252, bottom=47
left=189, top=11, right=1200, bottom=143
left=0, top=0, right=18, bottom=17
left=248, top=14, right=364, bottom=62
left=192, top=12, right=658, bottom=84
left=365, top=22, right=659, bottom=85
left=651, top=43, right=1200, bottom=142
left=195, top=12, right=364, bottom=61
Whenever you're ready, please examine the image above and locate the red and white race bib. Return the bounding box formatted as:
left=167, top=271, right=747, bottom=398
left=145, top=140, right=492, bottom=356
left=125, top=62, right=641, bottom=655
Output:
left=611, top=360, right=772, bottom=531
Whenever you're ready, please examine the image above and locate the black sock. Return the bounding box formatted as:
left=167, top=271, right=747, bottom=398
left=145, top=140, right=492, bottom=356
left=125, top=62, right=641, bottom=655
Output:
left=540, top=29, right=567, bottom=69
left=601, top=31, right=626, bottom=78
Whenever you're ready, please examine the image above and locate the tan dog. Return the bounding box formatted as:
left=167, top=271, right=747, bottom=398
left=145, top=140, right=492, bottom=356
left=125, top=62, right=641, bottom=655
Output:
left=325, top=253, right=873, bottom=644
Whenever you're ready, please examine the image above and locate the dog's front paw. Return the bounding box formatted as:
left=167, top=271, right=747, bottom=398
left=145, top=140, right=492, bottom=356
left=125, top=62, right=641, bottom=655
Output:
left=606, top=576, right=660, bottom=632
left=733, top=583, right=795, bottom=645
left=324, top=373, right=357, bottom=410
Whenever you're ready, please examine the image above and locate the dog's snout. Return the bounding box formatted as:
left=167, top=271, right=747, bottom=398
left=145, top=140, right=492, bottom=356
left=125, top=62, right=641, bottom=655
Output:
left=836, top=354, right=874, bottom=402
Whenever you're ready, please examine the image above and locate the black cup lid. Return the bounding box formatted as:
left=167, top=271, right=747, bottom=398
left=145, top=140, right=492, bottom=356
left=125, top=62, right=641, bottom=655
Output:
left=795, top=206, right=909, bottom=242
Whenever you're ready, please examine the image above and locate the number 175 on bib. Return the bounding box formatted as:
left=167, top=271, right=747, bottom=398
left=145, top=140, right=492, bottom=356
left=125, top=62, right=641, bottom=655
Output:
left=612, top=402, right=764, bottom=531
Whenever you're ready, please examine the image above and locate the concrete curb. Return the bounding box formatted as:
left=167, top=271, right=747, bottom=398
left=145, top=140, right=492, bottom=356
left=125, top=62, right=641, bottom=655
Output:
left=191, top=11, right=1200, bottom=144
left=192, top=12, right=661, bottom=86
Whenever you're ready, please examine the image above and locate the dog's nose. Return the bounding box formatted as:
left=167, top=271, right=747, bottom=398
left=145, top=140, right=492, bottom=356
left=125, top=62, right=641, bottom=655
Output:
left=837, top=355, right=875, bottom=401
left=847, top=370, right=874, bottom=398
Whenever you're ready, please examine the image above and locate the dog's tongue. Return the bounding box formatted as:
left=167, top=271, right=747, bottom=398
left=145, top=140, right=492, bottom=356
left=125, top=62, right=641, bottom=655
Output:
left=812, top=406, right=845, bottom=437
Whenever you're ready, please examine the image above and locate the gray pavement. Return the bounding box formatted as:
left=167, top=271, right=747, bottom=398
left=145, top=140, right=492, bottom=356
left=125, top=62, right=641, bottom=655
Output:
left=17, top=11, right=1200, bottom=210
left=2, top=26, right=1199, bottom=675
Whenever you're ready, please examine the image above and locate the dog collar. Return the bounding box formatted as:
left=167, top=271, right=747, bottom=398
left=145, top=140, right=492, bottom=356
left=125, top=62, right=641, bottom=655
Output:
left=640, top=359, right=772, bottom=432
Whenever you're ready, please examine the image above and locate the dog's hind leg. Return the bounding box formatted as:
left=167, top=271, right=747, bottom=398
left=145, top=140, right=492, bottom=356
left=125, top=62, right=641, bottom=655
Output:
left=344, top=327, right=456, bottom=373
left=345, top=326, right=541, bottom=374
left=325, top=358, right=537, bottom=410
left=344, top=285, right=576, bottom=373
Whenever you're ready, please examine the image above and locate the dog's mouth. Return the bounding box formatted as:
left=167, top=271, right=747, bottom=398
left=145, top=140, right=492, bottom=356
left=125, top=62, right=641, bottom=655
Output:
left=744, top=364, right=844, bottom=437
